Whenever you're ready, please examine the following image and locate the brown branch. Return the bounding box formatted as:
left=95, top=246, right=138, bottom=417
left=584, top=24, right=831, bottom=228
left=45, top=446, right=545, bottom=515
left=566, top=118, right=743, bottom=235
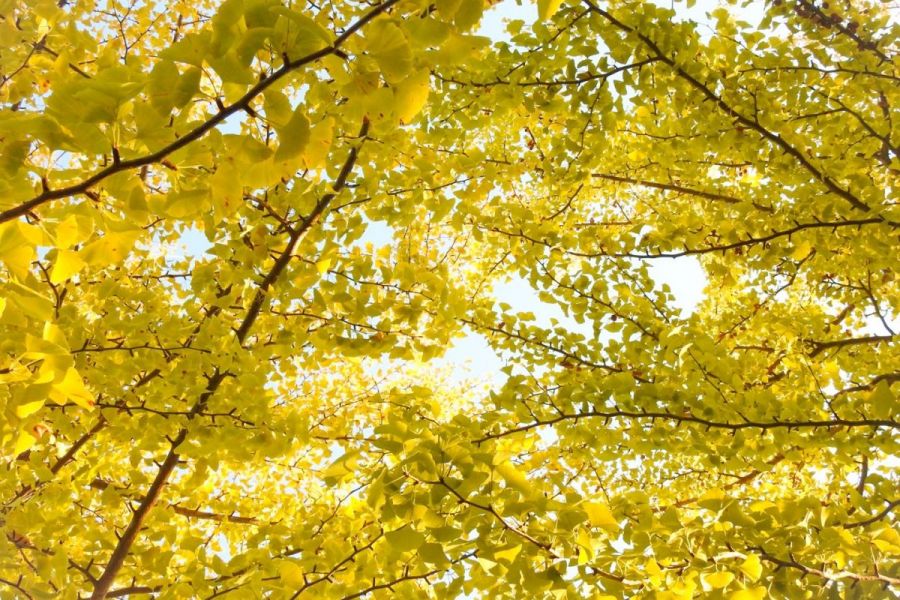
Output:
left=807, top=334, right=895, bottom=357
left=833, top=372, right=900, bottom=397
left=0, top=0, right=396, bottom=224
left=474, top=409, right=898, bottom=444
left=89, top=478, right=260, bottom=524
left=339, top=551, right=477, bottom=600
left=792, top=0, right=891, bottom=63
left=88, top=119, right=370, bottom=599
left=3, top=417, right=107, bottom=511
left=107, top=585, right=161, bottom=598
left=583, top=1, right=877, bottom=215
left=592, top=173, right=743, bottom=205
left=843, top=498, right=899, bottom=529
left=0, top=576, right=34, bottom=600
left=757, top=548, right=899, bottom=587
left=434, top=57, right=659, bottom=88
left=288, top=531, right=384, bottom=599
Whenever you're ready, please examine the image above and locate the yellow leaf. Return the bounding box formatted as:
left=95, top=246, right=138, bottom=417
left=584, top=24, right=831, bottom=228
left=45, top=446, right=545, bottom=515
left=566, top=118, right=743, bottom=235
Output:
left=537, top=0, right=564, bottom=20
left=584, top=502, right=618, bottom=531
left=477, top=557, right=497, bottom=572
left=645, top=557, right=663, bottom=587
left=7, top=282, right=55, bottom=321
left=264, top=90, right=293, bottom=127
left=494, top=544, right=521, bottom=563
left=867, top=380, right=895, bottom=417
left=454, top=0, right=484, bottom=29
left=385, top=526, right=425, bottom=552
left=394, top=70, right=430, bottom=124
left=315, top=258, right=332, bottom=275
left=274, top=109, right=311, bottom=161
left=55, top=215, right=81, bottom=247
left=739, top=554, right=762, bottom=581
left=210, top=160, right=244, bottom=217
left=82, top=231, right=139, bottom=268
left=412, top=505, right=444, bottom=528
left=14, top=430, right=36, bottom=455
left=303, top=117, right=334, bottom=169
left=16, top=400, right=45, bottom=418
left=50, top=249, right=86, bottom=284
left=419, top=542, right=449, bottom=565
left=366, top=21, right=412, bottom=83
left=277, top=560, right=304, bottom=586
left=495, top=461, right=531, bottom=494
left=49, top=368, right=95, bottom=409
left=702, top=571, right=734, bottom=589
left=790, top=240, right=812, bottom=260
left=729, top=586, right=766, bottom=600
left=702, top=487, right=726, bottom=500
left=0, top=221, right=36, bottom=278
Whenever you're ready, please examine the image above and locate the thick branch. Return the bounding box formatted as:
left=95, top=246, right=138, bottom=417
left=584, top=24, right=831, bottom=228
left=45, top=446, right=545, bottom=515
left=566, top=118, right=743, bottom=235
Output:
left=88, top=120, right=369, bottom=599
left=0, top=0, right=395, bottom=224
left=584, top=1, right=877, bottom=214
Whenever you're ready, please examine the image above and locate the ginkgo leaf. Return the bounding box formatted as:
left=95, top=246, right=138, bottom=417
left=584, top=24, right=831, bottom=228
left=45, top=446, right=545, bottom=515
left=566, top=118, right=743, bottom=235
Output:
left=264, top=90, right=294, bottom=127
left=729, top=586, right=767, bottom=600
left=584, top=502, right=618, bottom=531
left=537, top=0, right=564, bottom=20
left=867, top=380, right=895, bottom=417
left=49, top=368, right=95, bottom=409
left=366, top=21, right=412, bottom=83
left=277, top=560, right=304, bottom=586
left=303, top=117, right=334, bottom=169
left=315, top=258, right=331, bottom=274
left=393, top=70, right=430, bottom=124
left=81, top=231, right=140, bottom=268
left=149, top=60, right=200, bottom=114
left=702, top=571, right=734, bottom=589
left=14, top=430, right=37, bottom=455
left=385, top=527, right=425, bottom=552
left=791, top=240, right=812, bottom=260
left=55, top=215, right=81, bottom=248
left=274, top=109, right=311, bottom=161
left=50, top=249, right=86, bottom=284
left=418, top=542, right=448, bottom=565
left=493, top=544, right=521, bottom=563
left=16, top=400, right=45, bottom=419
left=454, top=0, right=484, bottom=29
left=495, top=461, right=531, bottom=494
left=739, top=554, right=762, bottom=581
left=210, top=160, right=244, bottom=217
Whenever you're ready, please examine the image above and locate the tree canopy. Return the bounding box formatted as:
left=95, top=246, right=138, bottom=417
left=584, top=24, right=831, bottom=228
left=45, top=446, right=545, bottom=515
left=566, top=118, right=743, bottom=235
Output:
left=0, top=0, right=898, bottom=597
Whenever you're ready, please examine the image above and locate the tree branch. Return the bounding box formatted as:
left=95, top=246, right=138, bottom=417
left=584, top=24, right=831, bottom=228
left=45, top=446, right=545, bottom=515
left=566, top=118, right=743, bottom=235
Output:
left=0, top=0, right=395, bottom=224
left=88, top=119, right=370, bottom=599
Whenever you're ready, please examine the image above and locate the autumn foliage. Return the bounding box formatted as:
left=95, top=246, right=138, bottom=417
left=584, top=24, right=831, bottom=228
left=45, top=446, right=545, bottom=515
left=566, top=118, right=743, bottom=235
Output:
left=0, top=0, right=897, bottom=597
